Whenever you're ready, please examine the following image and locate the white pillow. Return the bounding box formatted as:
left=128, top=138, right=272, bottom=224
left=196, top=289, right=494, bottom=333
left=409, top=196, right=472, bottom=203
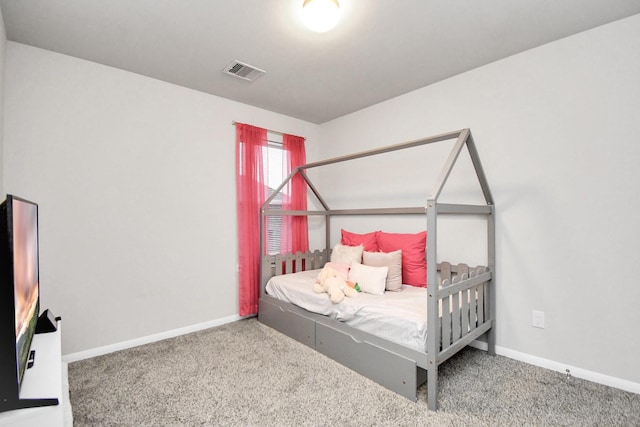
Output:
left=330, top=243, right=363, bottom=265
left=348, top=262, right=388, bottom=295
left=363, top=249, right=402, bottom=291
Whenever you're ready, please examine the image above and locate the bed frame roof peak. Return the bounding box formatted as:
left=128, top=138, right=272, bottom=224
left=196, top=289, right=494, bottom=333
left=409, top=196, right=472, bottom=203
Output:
left=263, top=128, right=493, bottom=211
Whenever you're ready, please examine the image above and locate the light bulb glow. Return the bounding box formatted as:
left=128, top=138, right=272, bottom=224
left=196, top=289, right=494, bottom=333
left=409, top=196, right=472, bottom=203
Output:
left=302, top=0, right=340, bottom=33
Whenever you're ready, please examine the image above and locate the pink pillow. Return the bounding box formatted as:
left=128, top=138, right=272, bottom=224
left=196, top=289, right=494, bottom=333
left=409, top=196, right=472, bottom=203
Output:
left=341, top=229, right=379, bottom=252
left=376, top=231, right=427, bottom=287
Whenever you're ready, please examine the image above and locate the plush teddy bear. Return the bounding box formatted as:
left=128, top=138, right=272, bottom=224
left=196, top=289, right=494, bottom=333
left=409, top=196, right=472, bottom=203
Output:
left=313, top=265, right=359, bottom=304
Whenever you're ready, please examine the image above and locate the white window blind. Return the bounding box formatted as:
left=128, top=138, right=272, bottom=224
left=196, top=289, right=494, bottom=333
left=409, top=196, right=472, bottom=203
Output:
left=264, top=136, right=286, bottom=255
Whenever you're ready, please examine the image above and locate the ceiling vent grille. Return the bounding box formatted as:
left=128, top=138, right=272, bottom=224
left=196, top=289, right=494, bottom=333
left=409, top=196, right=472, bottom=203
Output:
left=223, top=60, right=266, bottom=82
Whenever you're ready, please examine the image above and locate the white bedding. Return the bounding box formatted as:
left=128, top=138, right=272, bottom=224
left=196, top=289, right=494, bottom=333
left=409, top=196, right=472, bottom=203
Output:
left=265, top=269, right=429, bottom=352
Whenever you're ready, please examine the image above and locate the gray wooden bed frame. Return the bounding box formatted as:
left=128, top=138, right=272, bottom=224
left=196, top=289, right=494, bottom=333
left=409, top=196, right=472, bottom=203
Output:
left=258, top=128, right=495, bottom=411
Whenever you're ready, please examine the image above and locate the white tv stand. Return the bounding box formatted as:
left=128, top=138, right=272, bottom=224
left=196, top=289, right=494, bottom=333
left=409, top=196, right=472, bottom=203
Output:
left=0, top=320, right=72, bottom=427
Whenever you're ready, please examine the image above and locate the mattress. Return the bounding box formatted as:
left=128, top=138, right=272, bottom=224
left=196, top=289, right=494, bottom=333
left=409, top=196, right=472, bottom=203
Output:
left=265, top=269, right=429, bottom=352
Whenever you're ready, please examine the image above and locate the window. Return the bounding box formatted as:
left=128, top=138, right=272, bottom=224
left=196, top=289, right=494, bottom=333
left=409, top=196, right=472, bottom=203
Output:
left=235, top=122, right=307, bottom=316
left=264, top=135, right=285, bottom=255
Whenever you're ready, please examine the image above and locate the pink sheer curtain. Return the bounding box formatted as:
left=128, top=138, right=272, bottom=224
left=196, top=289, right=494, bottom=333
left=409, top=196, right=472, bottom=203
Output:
left=281, top=134, right=309, bottom=254
left=236, top=123, right=268, bottom=316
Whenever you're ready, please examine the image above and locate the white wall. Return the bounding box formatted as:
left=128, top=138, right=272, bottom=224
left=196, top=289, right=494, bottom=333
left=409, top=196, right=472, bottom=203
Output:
left=3, top=42, right=320, bottom=354
left=319, top=14, right=640, bottom=385
left=3, top=10, right=639, bottom=390
left=0, top=7, right=6, bottom=194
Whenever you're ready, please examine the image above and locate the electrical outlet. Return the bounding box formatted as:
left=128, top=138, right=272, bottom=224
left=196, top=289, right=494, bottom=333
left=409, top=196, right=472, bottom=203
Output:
left=532, top=310, right=545, bottom=328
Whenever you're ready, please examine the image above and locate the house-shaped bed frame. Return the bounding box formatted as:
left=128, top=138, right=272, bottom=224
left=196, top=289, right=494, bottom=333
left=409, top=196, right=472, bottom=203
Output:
left=258, top=128, right=495, bottom=410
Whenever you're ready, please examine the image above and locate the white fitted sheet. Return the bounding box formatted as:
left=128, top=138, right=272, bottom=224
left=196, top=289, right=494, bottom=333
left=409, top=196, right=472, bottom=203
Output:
left=265, top=269, right=429, bottom=352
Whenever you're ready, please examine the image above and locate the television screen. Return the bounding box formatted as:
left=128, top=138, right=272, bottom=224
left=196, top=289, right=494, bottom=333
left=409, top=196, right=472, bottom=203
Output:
left=0, top=195, right=58, bottom=412
left=9, top=197, right=40, bottom=388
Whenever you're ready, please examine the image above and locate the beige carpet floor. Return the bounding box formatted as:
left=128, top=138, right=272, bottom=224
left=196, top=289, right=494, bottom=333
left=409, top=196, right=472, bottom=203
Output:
left=69, top=318, right=640, bottom=426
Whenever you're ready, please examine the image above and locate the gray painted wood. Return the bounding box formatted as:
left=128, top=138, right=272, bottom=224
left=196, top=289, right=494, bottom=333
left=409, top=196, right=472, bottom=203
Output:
left=260, top=247, right=494, bottom=411
left=487, top=205, right=496, bottom=356
left=437, top=270, right=492, bottom=298
left=257, top=129, right=496, bottom=411
left=294, top=251, right=304, bottom=272
left=284, top=253, right=293, bottom=273
left=470, top=285, right=477, bottom=330
left=462, top=272, right=472, bottom=334
left=440, top=261, right=451, bottom=283
left=426, top=199, right=440, bottom=411
left=442, top=287, right=452, bottom=349
left=316, top=322, right=418, bottom=401
left=477, top=283, right=485, bottom=324
left=454, top=264, right=469, bottom=341
left=259, top=298, right=315, bottom=348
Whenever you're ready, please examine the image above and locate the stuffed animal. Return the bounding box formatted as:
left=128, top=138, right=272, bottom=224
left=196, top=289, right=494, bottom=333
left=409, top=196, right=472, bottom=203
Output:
left=313, top=265, right=359, bottom=304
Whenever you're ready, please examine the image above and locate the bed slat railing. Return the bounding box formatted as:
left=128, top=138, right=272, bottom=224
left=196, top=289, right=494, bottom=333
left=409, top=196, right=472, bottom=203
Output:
left=303, top=251, right=313, bottom=271
left=483, top=275, right=490, bottom=325
left=453, top=263, right=468, bottom=342
left=274, top=254, right=284, bottom=275
left=461, top=273, right=471, bottom=335
left=262, top=253, right=493, bottom=362
left=437, top=263, right=492, bottom=352
left=477, top=279, right=485, bottom=324
left=440, top=261, right=452, bottom=282
left=313, top=250, right=326, bottom=269
left=285, top=253, right=294, bottom=273
left=469, top=283, right=477, bottom=332
left=441, top=277, right=452, bottom=349
left=262, top=249, right=330, bottom=290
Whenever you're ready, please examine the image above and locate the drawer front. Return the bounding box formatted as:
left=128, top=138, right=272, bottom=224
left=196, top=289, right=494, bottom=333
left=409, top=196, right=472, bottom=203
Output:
left=259, top=298, right=315, bottom=348
left=315, top=321, right=417, bottom=400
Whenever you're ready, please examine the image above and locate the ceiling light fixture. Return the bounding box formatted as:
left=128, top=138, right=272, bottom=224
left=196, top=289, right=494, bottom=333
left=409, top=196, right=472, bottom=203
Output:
left=301, top=0, right=340, bottom=33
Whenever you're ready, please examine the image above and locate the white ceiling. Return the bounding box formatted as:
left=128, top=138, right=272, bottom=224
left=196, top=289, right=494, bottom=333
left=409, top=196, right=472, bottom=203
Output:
left=1, top=1, right=639, bottom=124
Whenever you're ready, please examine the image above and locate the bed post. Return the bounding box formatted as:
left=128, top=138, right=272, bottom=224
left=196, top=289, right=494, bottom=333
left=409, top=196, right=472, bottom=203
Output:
left=487, top=204, right=496, bottom=355
left=259, top=207, right=266, bottom=298
left=326, top=214, right=331, bottom=254
left=467, top=131, right=496, bottom=357
left=426, top=199, right=439, bottom=411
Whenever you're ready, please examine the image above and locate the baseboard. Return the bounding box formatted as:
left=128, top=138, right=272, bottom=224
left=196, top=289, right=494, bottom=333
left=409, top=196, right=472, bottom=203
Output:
left=471, top=340, right=640, bottom=395
left=62, top=314, right=243, bottom=363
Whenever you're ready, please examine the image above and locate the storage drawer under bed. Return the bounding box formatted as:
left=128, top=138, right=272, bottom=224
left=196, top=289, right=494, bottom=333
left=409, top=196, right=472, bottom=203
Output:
left=315, top=320, right=419, bottom=401
left=259, top=296, right=428, bottom=401
left=259, top=297, right=315, bottom=348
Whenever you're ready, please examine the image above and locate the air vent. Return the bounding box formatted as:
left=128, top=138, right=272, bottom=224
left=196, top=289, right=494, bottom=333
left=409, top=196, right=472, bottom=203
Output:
left=223, top=60, right=266, bottom=82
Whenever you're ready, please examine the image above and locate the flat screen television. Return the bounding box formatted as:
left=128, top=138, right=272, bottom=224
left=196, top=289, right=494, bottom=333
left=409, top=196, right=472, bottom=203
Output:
left=0, top=195, right=58, bottom=412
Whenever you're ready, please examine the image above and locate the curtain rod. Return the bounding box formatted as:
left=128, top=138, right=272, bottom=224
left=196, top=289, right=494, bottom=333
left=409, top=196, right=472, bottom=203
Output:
left=231, top=121, right=305, bottom=140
